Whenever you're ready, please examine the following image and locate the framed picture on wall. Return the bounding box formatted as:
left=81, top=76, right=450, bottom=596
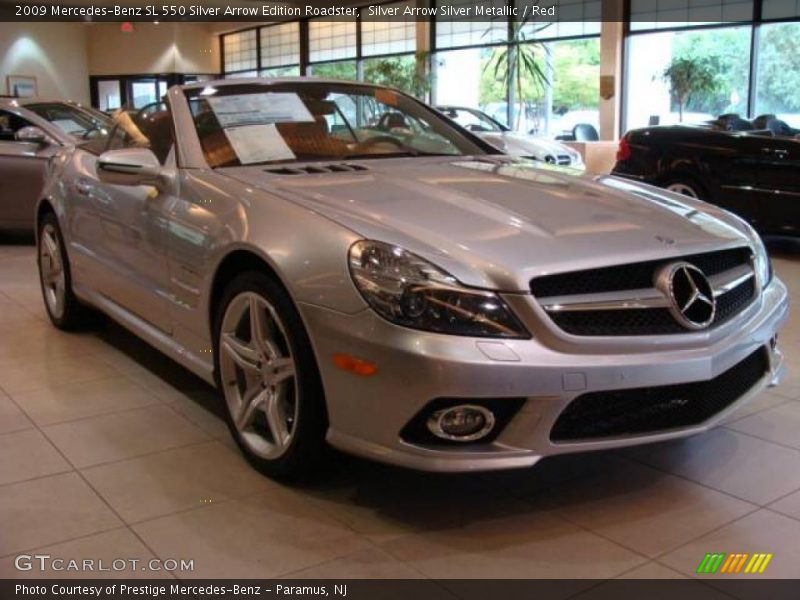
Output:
left=6, top=75, right=37, bottom=98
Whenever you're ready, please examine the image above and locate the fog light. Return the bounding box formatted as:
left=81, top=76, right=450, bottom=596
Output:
left=426, top=405, right=495, bottom=442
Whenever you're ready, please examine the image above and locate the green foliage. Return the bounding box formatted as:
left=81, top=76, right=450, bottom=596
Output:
left=310, top=54, right=431, bottom=100
left=310, top=61, right=358, bottom=81
left=671, top=28, right=749, bottom=116
left=755, top=23, right=800, bottom=114
left=363, top=52, right=431, bottom=99
left=478, top=38, right=600, bottom=120
left=552, top=39, right=599, bottom=112
left=660, top=57, right=720, bottom=121
left=479, top=47, right=509, bottom=104
left=486, top=20, right=551, bottom=129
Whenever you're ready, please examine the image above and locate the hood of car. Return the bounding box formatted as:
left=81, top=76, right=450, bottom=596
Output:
left=478, top=132, right=578, bottom=161
left=222, top=157, right=751, bottom=291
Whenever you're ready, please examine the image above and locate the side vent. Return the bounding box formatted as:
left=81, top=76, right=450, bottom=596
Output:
left=265, top=163, right=369, bottom=176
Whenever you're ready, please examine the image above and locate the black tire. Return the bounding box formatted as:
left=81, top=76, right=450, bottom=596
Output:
left=37, top=212, right=92, bottom=330
left=662, top=174, right=708, bottom=200
left=213, top=271, right=329, bottom=481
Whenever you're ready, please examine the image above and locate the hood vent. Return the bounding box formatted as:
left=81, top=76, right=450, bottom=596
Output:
left=265, top=163, right=369, bottom=176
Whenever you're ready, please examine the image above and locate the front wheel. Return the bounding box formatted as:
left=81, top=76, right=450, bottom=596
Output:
left=214, top=272, right=328, bottom=480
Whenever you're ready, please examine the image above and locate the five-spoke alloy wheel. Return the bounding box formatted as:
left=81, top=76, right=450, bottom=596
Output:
left=37, top=212, right=89, bottom=330
left=220, top=291, right=299, bottom=460
left=215, top=272, right=327, bottom=479
left=39, top=221, right=66, bottom=321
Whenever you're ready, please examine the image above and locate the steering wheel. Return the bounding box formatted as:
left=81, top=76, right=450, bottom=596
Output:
left=81, top=125, right=105, bottom=140
left=354, top=135, right=406, bottom=150
left=377, top=113, right=408, bottom=131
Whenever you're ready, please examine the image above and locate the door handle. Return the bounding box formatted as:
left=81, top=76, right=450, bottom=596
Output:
left=762, top=147, right=789, bottom=159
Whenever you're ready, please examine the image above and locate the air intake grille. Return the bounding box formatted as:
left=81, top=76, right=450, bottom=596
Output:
left=265, top=163, right=368, bottom=175
left=543, top=154, right=573, bottom=166
left=551, top=348, right=768, bottom=442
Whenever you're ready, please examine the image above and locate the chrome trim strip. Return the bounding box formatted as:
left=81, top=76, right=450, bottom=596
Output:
left=542, top=288, right=668, bottom=312
left=73, top=283, right=215, bottom=385
left=721, top=184, right=800, bottom=198
left=541, top=265, right=754, bottom=313
left=708, top=264, right=754, bottom=298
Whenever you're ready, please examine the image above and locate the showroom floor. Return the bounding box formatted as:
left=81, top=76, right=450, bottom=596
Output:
left=0, top=238, right=799, bottom=585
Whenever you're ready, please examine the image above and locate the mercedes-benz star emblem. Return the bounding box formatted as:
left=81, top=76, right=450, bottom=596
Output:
left=655, top=262, right=716, bottom=330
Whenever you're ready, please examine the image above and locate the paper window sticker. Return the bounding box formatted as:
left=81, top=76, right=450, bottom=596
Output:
left=208, top=93, right=314, bottom=127
left=52, top=119, right=85, bottom=135
left=223, top=124, right=296, bottom=165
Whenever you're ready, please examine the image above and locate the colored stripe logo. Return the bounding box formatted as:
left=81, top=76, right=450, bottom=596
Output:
left=696, top=553, right=773, bottom=574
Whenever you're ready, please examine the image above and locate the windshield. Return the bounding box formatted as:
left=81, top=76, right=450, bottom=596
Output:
left=24, top=103, right=112, bottom=140
left=440, top=107, right=506, bottom=133
left=186, top=82, right=489, bottom=167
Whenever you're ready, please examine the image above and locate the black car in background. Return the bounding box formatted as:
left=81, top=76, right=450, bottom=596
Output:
left=612, top=114, right=799, bottom=238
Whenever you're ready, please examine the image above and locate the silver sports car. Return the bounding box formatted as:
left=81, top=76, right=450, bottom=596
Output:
left=437, top=105, right=585, bottom=168
left=36, top=78, right=788, bottom=479
left=0, top=98, right=111, bottom=231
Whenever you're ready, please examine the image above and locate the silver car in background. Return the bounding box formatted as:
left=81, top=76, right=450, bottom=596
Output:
left=0, top=98, right=111, bottom=231
left=36, top=79, right=787, bottom=479
left=437, top=105, right=585, bottom=169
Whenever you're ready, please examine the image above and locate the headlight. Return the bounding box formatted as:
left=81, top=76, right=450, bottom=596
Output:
left=348, top=240, right=530, bottom=339
left=752, top=233, right=772, bottom=288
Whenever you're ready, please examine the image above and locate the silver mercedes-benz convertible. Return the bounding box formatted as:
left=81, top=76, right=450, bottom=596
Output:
left=36, top=78, right=788, bottom=479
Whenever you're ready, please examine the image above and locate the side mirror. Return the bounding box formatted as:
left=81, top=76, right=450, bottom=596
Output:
left=97, top=147, right=164, bottom=188
left=15, top=126, right=49, bottom=145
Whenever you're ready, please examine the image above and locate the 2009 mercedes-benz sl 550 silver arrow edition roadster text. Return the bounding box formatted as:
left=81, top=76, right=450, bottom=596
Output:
left=36, top=79, right=788, bottom=479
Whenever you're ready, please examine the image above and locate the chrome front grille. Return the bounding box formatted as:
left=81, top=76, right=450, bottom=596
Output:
left=531, top=248, right=757, bottom=336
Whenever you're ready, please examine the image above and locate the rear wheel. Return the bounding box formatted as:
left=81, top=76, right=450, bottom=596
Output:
left=664, top=176, right=706, bottom=200
left=37, top=212, right=90, bottom=330
left=214, top=272, right=328, bottom=480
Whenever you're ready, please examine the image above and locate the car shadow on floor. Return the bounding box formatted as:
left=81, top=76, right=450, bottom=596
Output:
left=94, top=318, right=225, bottom=413
left=90, top=315, right=627, bottom=508
left=89, top=320, right=668, bottom=529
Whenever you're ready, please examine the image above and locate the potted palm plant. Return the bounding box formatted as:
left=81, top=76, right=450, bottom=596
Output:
left=660, top=57, right=719, bottom=122
left=487, top=20, right=552, bottom=131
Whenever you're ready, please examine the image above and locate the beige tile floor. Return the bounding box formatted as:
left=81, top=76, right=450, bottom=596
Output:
left=0, top=236, right=798, bottom=581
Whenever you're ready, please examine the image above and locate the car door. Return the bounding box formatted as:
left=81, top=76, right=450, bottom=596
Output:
left=82, top=103, right=176, bottom=333
left=702, top=130, right=766, bottom=224
left=752, top=133, right=800, bottom=237
left=0, top=109, right=59, bottom=230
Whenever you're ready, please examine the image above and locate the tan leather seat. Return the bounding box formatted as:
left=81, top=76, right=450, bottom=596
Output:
left=277, top=117, right=349, bottom=160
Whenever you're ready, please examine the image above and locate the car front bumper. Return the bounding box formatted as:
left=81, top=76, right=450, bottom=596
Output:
left=299, top=277, right=789, bottom=472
